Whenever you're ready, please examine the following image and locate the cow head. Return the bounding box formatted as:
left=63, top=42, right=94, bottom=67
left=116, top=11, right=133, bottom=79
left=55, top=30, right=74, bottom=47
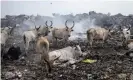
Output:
left=119, top=25, right=131, bottom=40
left=35, top=25, right=41, bottom=31
left=31, top=20, right=41, bottom=35
left=44, top=21, right=53, bottom=36
left=3, top=26, right=15, bottom=35
left=65, top=20, right=75, bottom=37
left=104, top=27, right=113, bottom=38
left=73, top=45, right=83, bottom=58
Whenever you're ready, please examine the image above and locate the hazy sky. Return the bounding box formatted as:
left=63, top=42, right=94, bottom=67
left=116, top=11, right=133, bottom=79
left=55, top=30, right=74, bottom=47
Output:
left=1, top=0, right=133, bottom=18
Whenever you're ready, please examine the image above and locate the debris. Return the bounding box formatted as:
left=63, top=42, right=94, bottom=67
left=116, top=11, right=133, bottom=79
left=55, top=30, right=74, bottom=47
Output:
left=24, top=69, right=28, bottom=72
left=118, top=73, right=127, bottom=79
left=130, top=74, right=133, bottom=80
left=82, top=59, right=97, bottom=63
left=15, top=71, right=22, bottom=78
left=125, top=51, right=133, bottom=58
left=5, top=72, right=15, bottom=79
left=87, top=74, right=93, bottom=80
left=127, top=42, right=133, bottom=50
left=87, top=73, right=98, bottom=80
left=59, top=74, right=63, bottom=77
left=72, top=65, right=76, bottom=69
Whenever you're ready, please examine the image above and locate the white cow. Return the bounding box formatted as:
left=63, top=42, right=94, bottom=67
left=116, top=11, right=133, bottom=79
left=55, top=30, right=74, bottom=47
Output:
left=48, top=45, right=86, bottom=66
left=119, top=25, right=131, bottom=47
left=120, top=25, right=131, bottom=40
left=23, top=21, right=53, bottom=55
left=0, top=26, right=16, bottom=47
left=23, top=25, right=41, bottom=55
left=86, top=27, right=111, bottom=48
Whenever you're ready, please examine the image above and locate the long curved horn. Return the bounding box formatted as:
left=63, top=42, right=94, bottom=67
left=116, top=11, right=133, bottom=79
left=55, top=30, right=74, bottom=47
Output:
left=127, top=25, right=131, bottom=31
left=49, top=21, right=53, bottom=27
left=71, top=21, right=75, bottom=29
left=65, top=20, right=68, bottom=29
left=36, top=25, right=41, bottom=30
left=45, top=21, right=48, bottom=27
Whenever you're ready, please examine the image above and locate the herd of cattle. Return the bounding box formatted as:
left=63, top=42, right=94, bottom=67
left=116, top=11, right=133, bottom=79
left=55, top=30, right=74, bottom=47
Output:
left=1, top=20, right=133, bottom=73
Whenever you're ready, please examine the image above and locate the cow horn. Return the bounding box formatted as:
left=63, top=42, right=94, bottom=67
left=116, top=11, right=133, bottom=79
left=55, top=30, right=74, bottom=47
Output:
left=45, top=21, right=48, bottom=27
left=71, top=21, right=75, bottom=29
left=65, top=20, right=68, bottom=29
left=31, top=20, right=37, bottom=30
left=127, top=25, right=131, bottom=31
left=37, top=25, right=41, bottom=30
left=50, top=21, right=53, bottom=27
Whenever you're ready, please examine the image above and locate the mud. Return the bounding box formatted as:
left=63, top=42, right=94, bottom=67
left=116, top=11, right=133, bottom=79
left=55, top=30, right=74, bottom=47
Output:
left=1, top=35, right=133, bottom=80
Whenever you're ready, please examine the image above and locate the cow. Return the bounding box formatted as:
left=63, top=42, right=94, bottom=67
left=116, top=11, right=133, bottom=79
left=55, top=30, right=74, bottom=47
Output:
left=1, top=26, right=16, bottom=59
left=48, top=45, right=86, bottom=66
left=23, top=25, right=41, bottom=56
left=36, top=35, right=51, bottom=73
left=23, top=21, right=53, bottom=56
left=39, top=21, right=53, bottom=36
left=0, top=27, right=5, bottom=32
left=86, top=27, right=112, bottom=48
left=119, top=25, right=131, bottom=44
left=36, top=35, right=60, bottom=73
left=52, top=20, right=75, bottom=46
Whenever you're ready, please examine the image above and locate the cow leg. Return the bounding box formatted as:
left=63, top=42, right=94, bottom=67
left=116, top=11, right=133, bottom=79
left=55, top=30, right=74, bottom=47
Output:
left=1, top=45, right=5, bottom=62
left=102, top=39, right=105, bottom=48
left=32, top=41, right=36, bottom=50
left=41, top=54, right=52, bottom=73
left=55, top=38, right=57, bottom=47
left=24, top=41, right=29, bottom=56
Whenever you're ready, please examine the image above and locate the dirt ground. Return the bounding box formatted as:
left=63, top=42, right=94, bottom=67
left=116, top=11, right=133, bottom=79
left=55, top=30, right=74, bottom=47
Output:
left=1, top=35, right=133, bottom=80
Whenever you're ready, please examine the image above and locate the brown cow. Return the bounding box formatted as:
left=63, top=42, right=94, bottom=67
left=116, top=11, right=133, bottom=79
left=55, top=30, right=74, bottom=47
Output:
left=36, top=35, right=51, bottom=73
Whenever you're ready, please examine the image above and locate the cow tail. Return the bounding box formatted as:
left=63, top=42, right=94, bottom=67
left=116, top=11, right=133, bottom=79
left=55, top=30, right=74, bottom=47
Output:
left=50, top=55, right=61, bottom=65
